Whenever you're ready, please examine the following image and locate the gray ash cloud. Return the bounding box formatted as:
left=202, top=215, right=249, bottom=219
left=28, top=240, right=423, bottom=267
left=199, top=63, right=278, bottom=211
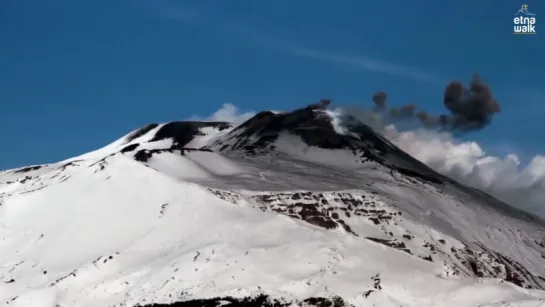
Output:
left=370, top=74, right=501, bottom=133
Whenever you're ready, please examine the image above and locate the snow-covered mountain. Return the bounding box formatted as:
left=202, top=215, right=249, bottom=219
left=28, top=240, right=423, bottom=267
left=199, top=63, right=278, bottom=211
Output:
left=1, top=103, right=545, bottom=307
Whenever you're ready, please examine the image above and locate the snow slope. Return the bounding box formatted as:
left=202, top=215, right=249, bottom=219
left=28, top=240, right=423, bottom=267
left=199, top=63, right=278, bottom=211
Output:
left=1, top=105, right=545, bottom=307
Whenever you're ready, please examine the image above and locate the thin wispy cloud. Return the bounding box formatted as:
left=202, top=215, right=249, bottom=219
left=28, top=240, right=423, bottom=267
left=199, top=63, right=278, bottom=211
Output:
left=289, top=47, right=447, bottom=84
left=153, top=4, right=445, bottom=84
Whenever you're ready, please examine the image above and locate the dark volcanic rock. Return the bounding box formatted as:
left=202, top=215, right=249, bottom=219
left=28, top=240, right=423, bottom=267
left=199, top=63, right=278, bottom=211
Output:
left=121, top=143, right=139, bottom=153
left=151, top=122, right=232, bottom=149
left=128, top=121, right=231, bottom=162
left=134, top=148, right=214, bottom=163
left=134, top=150, right=153, bottom=162
left=215, top=108, right=354, bottom=153
left=137, top=294, right=352, bottom=307
left=449, top=243, right=545, bottom=290
left=210, top=191, right=401, bottom=238
left=126, top=124, right=159, bottom=143
left=14, top=165, right=42, bottom=173
left=363, top=274, right=383, bottom=298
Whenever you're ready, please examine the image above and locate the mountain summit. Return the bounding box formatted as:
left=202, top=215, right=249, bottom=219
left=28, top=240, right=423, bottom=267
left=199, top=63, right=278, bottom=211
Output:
left=1, top=103, right=545, bottom=307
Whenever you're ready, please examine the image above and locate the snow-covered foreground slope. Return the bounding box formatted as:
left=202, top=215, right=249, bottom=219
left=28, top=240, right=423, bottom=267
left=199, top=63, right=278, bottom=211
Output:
left=1, top=106, right=545, bottom=307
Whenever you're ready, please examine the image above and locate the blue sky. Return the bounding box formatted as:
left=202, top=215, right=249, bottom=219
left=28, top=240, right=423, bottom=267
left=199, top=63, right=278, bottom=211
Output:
left=1, top=0, right=544, bottom=170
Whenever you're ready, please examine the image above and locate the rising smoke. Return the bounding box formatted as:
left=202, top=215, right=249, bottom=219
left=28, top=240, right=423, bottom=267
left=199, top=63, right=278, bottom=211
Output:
left=370, top=74, right=501, bottom=133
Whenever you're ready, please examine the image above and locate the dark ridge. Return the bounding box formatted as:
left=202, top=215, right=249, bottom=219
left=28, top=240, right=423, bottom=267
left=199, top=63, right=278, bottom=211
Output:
left=341, top=117, right=447, bottom=184
left=125, top=124, right=159, bottom=143
left=150, top=121, right=232, bottom=149
left=134, top=148, right=214, bottom=163
left=216, top=108, right=354, bottom=154
left=120, top=143, right=139, bottom=153
left=14, top=165, right=42, bottom=173
left=136, top=294, right=352, bottom=307
left=58, top=160, right=83, bottom=171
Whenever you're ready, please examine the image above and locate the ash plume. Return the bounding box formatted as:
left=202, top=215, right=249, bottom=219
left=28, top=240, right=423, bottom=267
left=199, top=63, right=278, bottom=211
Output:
left=307, top=98, right=332, bottom=110
left=371, top=74, right=501, bottom=133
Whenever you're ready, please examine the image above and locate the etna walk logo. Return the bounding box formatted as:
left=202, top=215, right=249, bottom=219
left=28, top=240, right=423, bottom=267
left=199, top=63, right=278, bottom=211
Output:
left=513, top=4, right=536, bottom=35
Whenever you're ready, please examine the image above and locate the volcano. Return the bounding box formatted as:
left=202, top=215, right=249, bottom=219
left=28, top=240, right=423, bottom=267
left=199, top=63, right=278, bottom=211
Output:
left=1, top=103, right=545, bottom=307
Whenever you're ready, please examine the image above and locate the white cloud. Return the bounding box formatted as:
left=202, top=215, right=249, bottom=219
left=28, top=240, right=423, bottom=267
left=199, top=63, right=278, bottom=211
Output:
left=187, top=103, right=255, bottom=124
left=382, top=126, right=545, bottom=215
